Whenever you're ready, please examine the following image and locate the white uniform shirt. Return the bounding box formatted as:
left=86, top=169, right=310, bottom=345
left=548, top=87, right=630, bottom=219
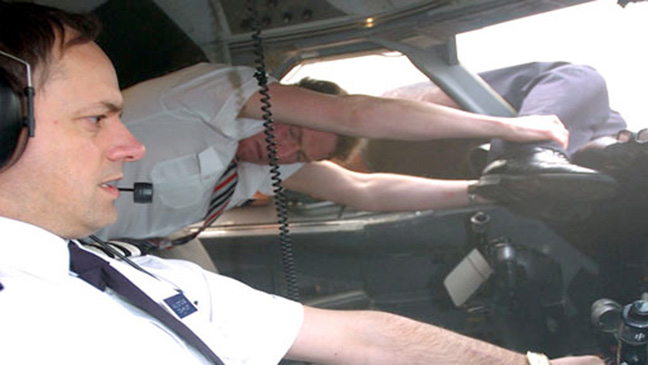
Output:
left=96, top=63, right=301, bottom=239
left=0, top=217, right=303, bottom=364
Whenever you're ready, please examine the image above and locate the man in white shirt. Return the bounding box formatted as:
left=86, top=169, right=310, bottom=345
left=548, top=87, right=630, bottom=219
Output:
left=96, top=61, right=585, bottom=242
left=0, top=2, right=603, bottom=364
left=94, top=61, right=617, bottom=270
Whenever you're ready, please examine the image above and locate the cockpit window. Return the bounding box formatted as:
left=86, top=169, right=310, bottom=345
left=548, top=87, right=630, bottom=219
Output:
left=281, top=51, right=427, bottom=97
left=283, top=1, right=648, bottom=130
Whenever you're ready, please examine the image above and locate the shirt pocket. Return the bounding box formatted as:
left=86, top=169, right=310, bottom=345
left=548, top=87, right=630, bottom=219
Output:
left=151, top=147, right=227, bottom=210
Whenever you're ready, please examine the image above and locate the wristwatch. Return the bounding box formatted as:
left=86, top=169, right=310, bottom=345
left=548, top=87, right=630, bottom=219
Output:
left=526, top=351, right=551, bottom=365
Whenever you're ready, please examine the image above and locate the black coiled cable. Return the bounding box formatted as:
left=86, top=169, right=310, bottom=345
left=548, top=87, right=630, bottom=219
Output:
left=248, top=0, right=300, bottom=302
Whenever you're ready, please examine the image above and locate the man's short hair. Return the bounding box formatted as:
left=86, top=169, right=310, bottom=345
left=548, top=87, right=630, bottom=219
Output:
left=0, top=1, right=100, bottom=91
left=295, top=77, right=348, bottom=97
left=293, top=77, right=365, bottom=162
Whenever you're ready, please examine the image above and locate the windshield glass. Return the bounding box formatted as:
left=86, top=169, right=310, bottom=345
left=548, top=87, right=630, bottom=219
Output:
left=283, top=1, right=648, bottom=130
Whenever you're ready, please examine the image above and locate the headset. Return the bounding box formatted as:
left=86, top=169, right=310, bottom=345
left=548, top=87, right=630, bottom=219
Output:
left=0, top=50, right=35, bottom=172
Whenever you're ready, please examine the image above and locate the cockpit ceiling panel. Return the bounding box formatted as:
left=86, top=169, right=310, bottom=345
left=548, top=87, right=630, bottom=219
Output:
left=35, top=0, right=594, bottom=48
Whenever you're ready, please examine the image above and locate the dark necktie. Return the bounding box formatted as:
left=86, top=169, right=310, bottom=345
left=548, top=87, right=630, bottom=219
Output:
left=68, top=242, right=225, bottom=365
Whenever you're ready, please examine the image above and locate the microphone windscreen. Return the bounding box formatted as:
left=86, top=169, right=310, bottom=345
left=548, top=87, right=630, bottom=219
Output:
left=132, top=182, right=153, bottom=203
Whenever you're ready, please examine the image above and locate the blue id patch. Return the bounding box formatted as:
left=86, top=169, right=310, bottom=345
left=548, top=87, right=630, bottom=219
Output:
left=164, top=293, right=198, bottom=319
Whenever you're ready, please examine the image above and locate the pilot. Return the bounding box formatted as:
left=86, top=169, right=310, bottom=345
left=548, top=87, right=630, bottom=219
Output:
left=89, top=2, right=617, bottom=260
left=0, top=2, right=604, bottom=364
left=93, top=62, right=585, bottom=260
left=95, top=58, right=626, bottom=264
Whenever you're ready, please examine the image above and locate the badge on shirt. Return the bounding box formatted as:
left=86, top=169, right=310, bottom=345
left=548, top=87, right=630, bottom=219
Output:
left=163, top=292, right=197, bottom=319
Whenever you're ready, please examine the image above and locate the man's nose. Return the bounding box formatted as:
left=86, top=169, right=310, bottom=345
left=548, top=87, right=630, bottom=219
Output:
left=107, top=120, right=146, bottom=162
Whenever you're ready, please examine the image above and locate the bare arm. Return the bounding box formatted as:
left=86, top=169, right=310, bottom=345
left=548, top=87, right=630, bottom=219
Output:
left=286, top=307, right=603, bottom=365
left=240, top=83, right=568, bottom=148
left=282, top=160, right=488, bottom=211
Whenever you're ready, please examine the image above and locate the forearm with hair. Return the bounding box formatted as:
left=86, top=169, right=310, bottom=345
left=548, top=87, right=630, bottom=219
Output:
left=364, top=312, right=526, bottom=365
left=296, top=310, right=527, bottom=365
left=283, top=161, right=483, bottom=212
left=348, top=95, right=509, bottom=140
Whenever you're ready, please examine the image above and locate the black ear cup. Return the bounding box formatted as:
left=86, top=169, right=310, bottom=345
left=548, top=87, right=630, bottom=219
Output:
left=0, top=75, right=23, bottom=170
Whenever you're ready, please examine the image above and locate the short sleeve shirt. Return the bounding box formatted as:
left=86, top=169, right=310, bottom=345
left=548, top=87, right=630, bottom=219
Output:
left=0, top=217, right=303, bottom=364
